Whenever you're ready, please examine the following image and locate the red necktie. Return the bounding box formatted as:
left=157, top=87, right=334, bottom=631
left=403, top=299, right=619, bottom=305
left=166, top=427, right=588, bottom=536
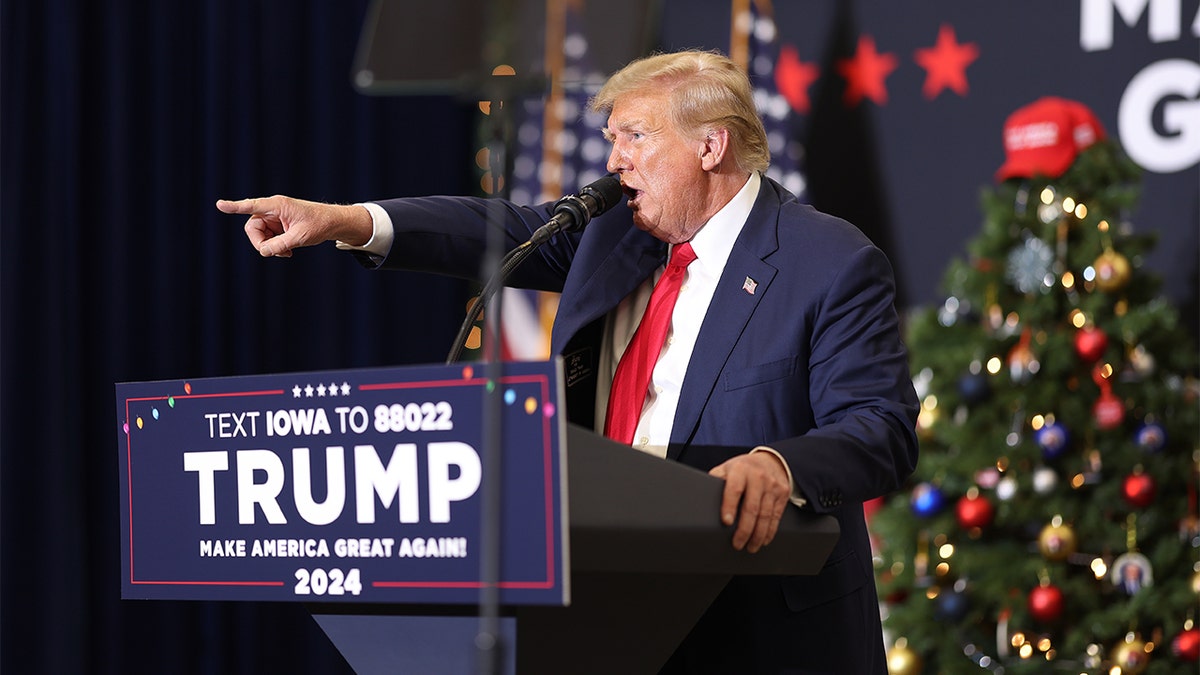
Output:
left=604, top=242, right=697, bottom=444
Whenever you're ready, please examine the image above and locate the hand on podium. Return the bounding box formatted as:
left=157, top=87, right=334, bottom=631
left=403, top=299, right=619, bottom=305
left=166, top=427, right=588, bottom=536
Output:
left=709, top=451, right=790, bottom=554
left=216, top=195, right=373, bottom=258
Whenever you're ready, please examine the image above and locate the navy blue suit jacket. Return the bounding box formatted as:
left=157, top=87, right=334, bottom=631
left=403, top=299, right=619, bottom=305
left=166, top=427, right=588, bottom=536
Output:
left=374, top=177, right=919, bottom=673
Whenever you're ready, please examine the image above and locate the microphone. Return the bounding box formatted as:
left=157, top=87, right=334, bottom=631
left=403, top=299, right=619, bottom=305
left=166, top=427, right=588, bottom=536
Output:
left=530, top=174, right=624, bottom=244
left=446, top=174, right=623, bottom=363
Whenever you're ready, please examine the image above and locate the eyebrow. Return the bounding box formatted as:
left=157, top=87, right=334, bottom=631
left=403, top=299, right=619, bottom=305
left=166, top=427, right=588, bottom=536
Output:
left=602, top=117, right=651, bottom=142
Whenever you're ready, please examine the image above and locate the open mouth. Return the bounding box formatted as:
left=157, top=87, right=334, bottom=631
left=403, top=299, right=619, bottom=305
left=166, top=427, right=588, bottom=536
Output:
left=622, top=185, right=641, bottom=205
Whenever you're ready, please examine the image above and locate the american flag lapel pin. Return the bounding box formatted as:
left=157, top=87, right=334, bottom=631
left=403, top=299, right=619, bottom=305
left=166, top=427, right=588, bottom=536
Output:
left=742, top=276, right=758, bottom=295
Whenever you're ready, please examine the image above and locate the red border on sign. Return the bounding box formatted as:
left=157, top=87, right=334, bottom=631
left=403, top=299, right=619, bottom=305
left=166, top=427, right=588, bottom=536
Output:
left=122, top=373, right=560, bottom=594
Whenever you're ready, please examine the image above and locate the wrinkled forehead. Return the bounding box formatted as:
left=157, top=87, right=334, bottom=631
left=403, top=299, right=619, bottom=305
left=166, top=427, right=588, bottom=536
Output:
left=604, top=89, right=673, bottom=131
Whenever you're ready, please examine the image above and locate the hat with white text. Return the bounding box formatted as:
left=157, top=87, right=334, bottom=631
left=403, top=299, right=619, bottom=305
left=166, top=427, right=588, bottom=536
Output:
left=995, top=97, right=1106, bottom=182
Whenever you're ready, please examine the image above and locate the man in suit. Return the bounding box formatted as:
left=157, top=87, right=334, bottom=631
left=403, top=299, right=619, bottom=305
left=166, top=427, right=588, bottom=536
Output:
left=218, top=49, right=918, bottom=674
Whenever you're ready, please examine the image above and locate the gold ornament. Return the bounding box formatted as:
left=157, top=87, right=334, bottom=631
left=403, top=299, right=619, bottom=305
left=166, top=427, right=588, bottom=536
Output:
left=887, top=639, right=923, bottom=675
left=916, top=404, right=939, bottom=440
left=1038, top=518, right=1077, bottom=561
left=1093, top=248, right=1131, bottom=292
left=1110, top=635, right=1150, bottom=674
left=1127, top=343, right=1156, bottom=377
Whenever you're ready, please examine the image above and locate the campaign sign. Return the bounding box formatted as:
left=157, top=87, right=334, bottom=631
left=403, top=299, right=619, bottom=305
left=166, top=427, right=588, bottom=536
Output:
left=116, top=360, right=567, bottom=606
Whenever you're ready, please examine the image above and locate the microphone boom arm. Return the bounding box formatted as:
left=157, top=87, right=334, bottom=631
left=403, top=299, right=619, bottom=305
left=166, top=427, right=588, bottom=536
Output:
left=444, top=175, right=623, bottom=364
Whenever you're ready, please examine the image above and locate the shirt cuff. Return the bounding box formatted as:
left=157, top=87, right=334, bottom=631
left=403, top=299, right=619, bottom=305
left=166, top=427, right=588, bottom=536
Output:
left=750, top=445, right=807, bottom=508
left=334, top=202, right=394, bottom=260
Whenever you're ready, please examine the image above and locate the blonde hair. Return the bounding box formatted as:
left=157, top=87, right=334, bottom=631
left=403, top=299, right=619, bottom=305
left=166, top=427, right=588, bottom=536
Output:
left=589, top=50, right=770, bottom=174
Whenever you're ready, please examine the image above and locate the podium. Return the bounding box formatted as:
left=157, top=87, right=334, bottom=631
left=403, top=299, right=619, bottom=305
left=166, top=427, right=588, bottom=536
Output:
left=116, top=362, right=838, bottom=675
left=310, top=424, right=839, bottom=675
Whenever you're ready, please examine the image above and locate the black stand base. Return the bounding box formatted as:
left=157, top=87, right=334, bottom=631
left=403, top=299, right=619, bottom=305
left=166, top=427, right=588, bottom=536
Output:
left=515, top=571, right=730, bottom=675
left=312, top=571, right=728, bottom=675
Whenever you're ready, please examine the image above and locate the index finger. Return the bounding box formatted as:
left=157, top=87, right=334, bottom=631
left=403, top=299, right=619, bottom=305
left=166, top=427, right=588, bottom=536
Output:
left=715, top=466, right=746, bottom=528
left=216, top=197, right=274, bottom=215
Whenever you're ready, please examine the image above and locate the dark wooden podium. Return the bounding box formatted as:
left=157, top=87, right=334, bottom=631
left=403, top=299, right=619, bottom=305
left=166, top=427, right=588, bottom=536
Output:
left=310, top=425, right=839, bottom=674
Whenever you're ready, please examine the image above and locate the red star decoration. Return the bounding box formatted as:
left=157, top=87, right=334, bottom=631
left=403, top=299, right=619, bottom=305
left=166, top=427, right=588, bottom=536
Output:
left=914, top=23, right=980, bottom=100
left=774, top=44, right=820, bottom=114
left=836, top=35, right=897, bottom=107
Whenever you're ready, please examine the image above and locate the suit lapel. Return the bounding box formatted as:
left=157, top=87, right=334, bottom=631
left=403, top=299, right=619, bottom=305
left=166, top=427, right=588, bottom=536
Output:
left=667, top=182, right=783, bottom=456
left=550, top=225, right=664, bottom=355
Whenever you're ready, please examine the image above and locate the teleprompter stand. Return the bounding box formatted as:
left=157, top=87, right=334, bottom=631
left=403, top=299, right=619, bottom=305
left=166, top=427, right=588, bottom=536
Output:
left=310, top=424, right=839, bottom=675
left=351, top=5, right=654, bottom=666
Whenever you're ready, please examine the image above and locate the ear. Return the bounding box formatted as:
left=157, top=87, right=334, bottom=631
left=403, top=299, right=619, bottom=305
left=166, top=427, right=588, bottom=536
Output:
left=698, top=128, right=730, bottom=172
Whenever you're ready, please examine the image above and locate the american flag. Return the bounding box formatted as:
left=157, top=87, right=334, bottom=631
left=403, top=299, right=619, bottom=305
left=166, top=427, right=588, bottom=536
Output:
left=509, top=2, right=610, bottom=205
left=737, top=0, right=807, bottom=200
left=502, top=2, right=610, bottom=361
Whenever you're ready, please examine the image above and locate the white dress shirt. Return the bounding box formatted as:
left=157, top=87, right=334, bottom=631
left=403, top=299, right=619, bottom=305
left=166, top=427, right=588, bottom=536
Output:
left=597, top=172, right=759, bottom=458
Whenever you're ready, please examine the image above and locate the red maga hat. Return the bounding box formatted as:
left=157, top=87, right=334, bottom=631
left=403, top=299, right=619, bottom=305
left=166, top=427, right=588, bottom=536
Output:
left=995, top=97, right=1105, bottom=182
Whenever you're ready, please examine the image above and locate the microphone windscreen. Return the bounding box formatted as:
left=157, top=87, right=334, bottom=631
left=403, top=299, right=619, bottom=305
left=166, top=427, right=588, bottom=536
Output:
left=584, top=175, right=624, bottom=216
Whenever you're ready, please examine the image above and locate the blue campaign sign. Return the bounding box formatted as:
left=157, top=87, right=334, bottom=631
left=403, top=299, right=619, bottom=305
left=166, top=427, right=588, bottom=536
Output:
left=116, top=360, right=567, bottom=606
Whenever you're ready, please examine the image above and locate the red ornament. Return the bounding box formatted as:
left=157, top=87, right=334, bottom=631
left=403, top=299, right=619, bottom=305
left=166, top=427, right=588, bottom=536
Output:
left=1093, top=389, right=1125, bottom=429
left=1074, top=325, right=1109, bottom=362
left=1172, top=627, right=1200, bottom=662
left=1123, top=471, right=1157, bottom=508
left=1091, top=363, right=1124, bottom=430
left=956, top=493, right=995, bottom=529
left=1027, top=583, right=1064, bottom=622
left=1007, top=330, right=1039, bottom=382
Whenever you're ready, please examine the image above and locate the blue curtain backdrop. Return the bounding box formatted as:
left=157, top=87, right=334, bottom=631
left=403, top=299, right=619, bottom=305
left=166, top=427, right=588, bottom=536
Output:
left=1, top=1, right=477, bottom=672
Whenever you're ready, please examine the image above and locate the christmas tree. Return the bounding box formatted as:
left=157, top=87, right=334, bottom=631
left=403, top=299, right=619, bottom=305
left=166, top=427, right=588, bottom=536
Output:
left=872, top=98, right=1200, bottom=674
